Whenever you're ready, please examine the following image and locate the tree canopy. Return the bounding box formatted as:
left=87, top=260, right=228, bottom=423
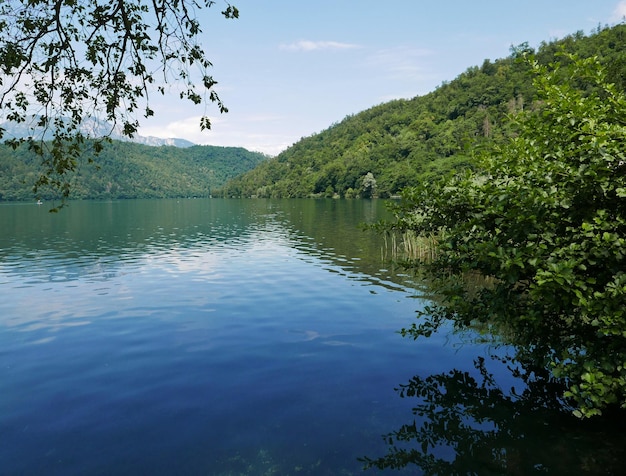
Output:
left=0, top=0, right=238, bottom=202
left=221, top=25, right=626, bottom=199
left=386, top=52, right=626, bottom=418
left=0, top=140, right=265, bottom=201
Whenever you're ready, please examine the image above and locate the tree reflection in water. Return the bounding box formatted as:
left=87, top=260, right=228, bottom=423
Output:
left=361, top=354, right=626, bottom=475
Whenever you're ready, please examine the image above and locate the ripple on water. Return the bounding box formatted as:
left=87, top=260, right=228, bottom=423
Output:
left=0, top=200, right=453, bottom=475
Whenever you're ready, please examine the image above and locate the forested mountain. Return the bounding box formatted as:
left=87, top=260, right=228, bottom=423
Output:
left=220, top=24, right=626, bottom=199
left=0, top=141, right=267, bottom=201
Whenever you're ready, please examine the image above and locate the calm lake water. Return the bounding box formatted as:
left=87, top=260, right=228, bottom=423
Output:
left=1, top=199, right=624, bottom=475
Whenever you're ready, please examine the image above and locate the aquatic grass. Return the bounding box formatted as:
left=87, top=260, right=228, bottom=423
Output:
left=381, top=229, right=440, bottom=263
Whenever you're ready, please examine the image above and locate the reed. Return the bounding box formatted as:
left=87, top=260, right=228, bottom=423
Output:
left=402, top=230, right=440, bottom=262
left=381, top=229, right=440, bottom=263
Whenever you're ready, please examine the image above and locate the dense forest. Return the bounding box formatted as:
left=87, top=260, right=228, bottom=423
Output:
left=0, top=141, right=267, bottom=201
left=220, top=24, right=626, bottom=199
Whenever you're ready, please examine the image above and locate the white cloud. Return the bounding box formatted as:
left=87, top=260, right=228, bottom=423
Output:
left=366, top=46, right=436, bottom=82
left=140, top=115, right=207, bottom=140
left=139, top=115, right=292, bottom=156
left=611, top=1, right=626, bottom=22
left=280, top=40, right=360, bottom=52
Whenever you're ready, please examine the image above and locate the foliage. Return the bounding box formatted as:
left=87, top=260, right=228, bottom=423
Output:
left=222, top=25, right=626, bottom=199
left=0, top=140, right=265, bottom=202
left=385, top=53, right=626, bottom=418
left=0, top=0, right=238, bottom=202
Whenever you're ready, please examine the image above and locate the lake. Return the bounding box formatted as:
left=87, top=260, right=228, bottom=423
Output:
left=1, top=199, right=624, bottom=475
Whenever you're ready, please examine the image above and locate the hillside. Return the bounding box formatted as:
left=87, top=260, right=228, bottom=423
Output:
left=220, top=24, right=626, bottom=199
left=0, top=141, right=267, bottom=201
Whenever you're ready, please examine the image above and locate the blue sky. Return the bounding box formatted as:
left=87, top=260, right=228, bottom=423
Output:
left=140, top=0, right=626, bottom=155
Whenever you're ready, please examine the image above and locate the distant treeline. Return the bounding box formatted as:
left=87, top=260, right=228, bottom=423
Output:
left=219, top=24, right=626, bottom=199
left=0, top=141, right=267, bottom=201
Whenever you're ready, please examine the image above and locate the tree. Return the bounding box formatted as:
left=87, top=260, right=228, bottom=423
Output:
left=387, top=53, right=626, bottom=418
left=0, top=0, right=238, bottom=204
left=360, top=171, right=377, bottom=198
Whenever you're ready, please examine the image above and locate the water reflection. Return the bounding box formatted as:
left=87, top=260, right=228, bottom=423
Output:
left=0, top=198, right=415, bottom=290
left=1, top=199, right=433, bottom=474
left=6, top=199, right=622, bottom=474
left=361, top=350, right=626, bottom=475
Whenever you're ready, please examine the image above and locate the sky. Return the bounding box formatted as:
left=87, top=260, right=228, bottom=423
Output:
left=139, top=0, right=626, bottom=156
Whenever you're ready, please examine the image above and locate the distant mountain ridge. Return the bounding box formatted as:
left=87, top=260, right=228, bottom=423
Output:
left=0, top=115, right=195, bottom=148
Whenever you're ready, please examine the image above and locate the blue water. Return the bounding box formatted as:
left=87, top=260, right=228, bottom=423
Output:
left=0, top=199, right=483, bottom=475
left=4, top=199, right=626, bottom=475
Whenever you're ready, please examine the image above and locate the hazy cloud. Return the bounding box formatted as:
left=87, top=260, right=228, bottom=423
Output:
left=366, top=46, right=436, bottom=82
left=611, top=1, right=626, bottom=22
left=280, top=40, right=360, bottom=52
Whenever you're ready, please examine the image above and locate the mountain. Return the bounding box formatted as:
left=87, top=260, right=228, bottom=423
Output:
left=132, top=136, right=195, bottom=148
left=0, top=115, right=195, bottom=148
left=0, top=140, right=267, bottom=201
left=220, top=24, right=626, bottom=199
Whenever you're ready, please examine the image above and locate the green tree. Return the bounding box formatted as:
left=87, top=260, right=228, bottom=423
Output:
left=360, top=171, right=377, bottom=198
left=387, top=53, right=626, bottom=418
left=0, top=0, right=238, bottom=203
